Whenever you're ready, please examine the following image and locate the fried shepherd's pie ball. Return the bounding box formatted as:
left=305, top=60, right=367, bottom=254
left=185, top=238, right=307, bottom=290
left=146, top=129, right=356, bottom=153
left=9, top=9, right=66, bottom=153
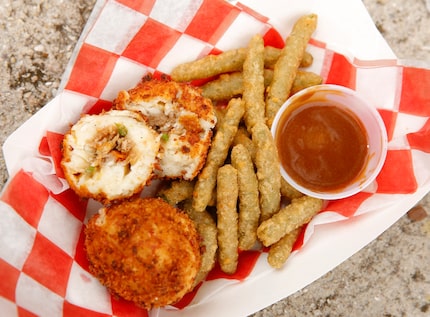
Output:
left=85, top=197, right=202, bottom=310
left=114, top=78, right=216, bottom=180
left=61, top=110, right=160, bottom=203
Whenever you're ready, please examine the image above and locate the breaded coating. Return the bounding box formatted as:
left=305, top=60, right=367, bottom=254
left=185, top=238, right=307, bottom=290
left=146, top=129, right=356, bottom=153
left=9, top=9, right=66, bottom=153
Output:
left=158, top=179, right=195, bottom=206
left=265, top=14, right=318, bottom=127
left=216, top=164, right=239, bottom=274
left=114, top=77, right=216, bottom=180
left=251, top=122, right=282, bottom=222
left=201, top=69, right=322, bottom=102
left=85, top=197, right=201, bottom=310
left=231, top=144, right=260, bottom=250
left=170, top=46, right=313, bottom=82
left=257, top=196, right=323, bottom=247
left=182, top=200, right=218, bottom=287
left=280, top=178, right=304, bottom=200
left=61, top=110, right=160, bottom=203
left=192, top=98, right=245, bottom=212
left=242, top=34, right=266, bottom=130
left=267, top=226, right=302, bottom=269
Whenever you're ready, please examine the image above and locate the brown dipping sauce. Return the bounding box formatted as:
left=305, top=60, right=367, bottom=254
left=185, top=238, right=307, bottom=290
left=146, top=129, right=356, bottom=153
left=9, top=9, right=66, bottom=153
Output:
left=276, top=103, right=369, bottom=192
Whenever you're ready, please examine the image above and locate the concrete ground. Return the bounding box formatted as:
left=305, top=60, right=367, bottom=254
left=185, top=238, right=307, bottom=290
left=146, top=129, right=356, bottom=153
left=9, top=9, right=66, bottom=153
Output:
left=1, top=1, right=429, bottom=316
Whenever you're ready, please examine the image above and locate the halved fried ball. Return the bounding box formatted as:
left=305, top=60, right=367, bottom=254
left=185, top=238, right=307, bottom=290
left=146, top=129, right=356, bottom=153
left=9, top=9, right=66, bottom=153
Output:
left=84, top=197, right=202, bottom=309
left=113, top=77, right=216, bottom=180
left=61, top=110, right=160, bottom=203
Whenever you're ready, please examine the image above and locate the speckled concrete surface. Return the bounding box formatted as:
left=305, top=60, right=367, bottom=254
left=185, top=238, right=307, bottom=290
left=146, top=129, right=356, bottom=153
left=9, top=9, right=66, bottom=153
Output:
left=1, top=1, right=429, bottom=316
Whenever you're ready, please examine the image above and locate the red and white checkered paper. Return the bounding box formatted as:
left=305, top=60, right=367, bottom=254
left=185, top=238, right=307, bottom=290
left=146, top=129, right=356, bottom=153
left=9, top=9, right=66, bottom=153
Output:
left=1, top=0, right=430, bottom=316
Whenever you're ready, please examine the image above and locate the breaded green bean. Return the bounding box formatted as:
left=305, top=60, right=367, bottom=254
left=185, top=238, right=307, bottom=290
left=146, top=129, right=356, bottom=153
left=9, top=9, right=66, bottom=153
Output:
left=171, top=46, right=314, bottom=82
left=216, top=164, right=239, bottom=274
left=231, top=144, right=260, bottom=250
left=170, top=48, right=246, bottom=82
left=202, top=72, right=245, bottom=101
left=257, top=196, right=323, bottom=247
left=267, top=226, right=302, bottom=269
left=280, top=178, right=304, bottom=200
left=232, top=126, right=256, bottom=162
left=201, top=70, right=322, bottom=101
left=192, top=98, right=245, bottom=212
left=243, top=34, right=266, bottom=130
left=290, top=70, right=323, bottom=95
left=264, top=47, right=313, bottom=69
left=158, top=180, right=195, bottom=206
left=265, top=14, right=318, bottom=127
left=182, top=200, right=218, bottom=287
left=213, top=105, right=228, bottom=131
left=251, top=122, right=281, bottom=222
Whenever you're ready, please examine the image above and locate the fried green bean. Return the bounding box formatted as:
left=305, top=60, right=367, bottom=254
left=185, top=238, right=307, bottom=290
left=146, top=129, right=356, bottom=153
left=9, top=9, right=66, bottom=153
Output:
left=290, top=70, right=323, bottom=95
left=231, top=144, right=260, bottom=250
left=265, top=14, right=318, bottom=127
left=158, top=180, right=195, bottom=206
left=192, top=98, right=245, bottom=212
left=251, top=121, right=281, bottom=222
left=170, top=48, right=246, bottom=82
left=232, top=126, right=256, bottom=162
left=171, top=45, right=314, bottom=82
left=201, top=70, right=322, bottom=101
left=264, top=47, right=314, bottom=69
left=280, top=178, right=304, bottom=200
left=243, top=34, right=266, bottom=130
left=216, top=164, right=239, bottom=274
left=267, top=226, right=302, bottom=269
left=257, top=196, right=323, bottom=247
left=182, top=200, right=218, bottom=287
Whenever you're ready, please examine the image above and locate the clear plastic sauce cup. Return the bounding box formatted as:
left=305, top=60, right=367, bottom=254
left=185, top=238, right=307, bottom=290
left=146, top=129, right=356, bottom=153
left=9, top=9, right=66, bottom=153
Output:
left=271, top=84, right=388, bottom=200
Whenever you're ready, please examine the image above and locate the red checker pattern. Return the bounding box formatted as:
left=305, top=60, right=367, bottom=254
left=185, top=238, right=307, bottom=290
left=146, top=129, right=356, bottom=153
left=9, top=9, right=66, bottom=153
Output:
left=17, top=306, right=38, bottom=317
left=173, top=284, right=202, bottom=310
left=376, top=149, right=418, bottom=194
left=111, top=297, right=149, bottom=317
left=292, top=225, right=307, bottom=251
left=185, top=0, right=239, bottom=44
left=399, top=66, right=430, bottom=116
left=51, top=189, right=88, bottom=222
left=0, top=258, right=20, bottom=302
left=206, top=250, right=261, bottom=281
left=324, top=192, right=373, bottom=218
left=38, top=136, right=50, bottom=156
left=1, top=170, right=49, bottom=228
left=122, top=18, right=181, bottom=69
left=236, top=2, right=269, bottom=23
left=407, top=118, right=430, bottom=153
left=378, top=109, right=397, bottom=142
left=22, top=233, right=73, bottom=297
left=63, top=301, right=111, bottom=317
left=45, top=131, right=66, bottom=179
left=326, top=52, right=356, bottom=89
left=170, top=251, right=261, bottom=312
left=73, top=227, right=90, bottom=271
left=86, top=99, right=113, bottom=115
left=262, top=27, right=285, bottom=48
left=115, top=0, right=155, bottom=16
left=65, top=44, right=119, bottom=98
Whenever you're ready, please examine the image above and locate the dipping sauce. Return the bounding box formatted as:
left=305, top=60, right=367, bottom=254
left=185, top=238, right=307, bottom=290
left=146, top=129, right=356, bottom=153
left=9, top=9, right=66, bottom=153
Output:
left=276, top=104, right=369, bottom=192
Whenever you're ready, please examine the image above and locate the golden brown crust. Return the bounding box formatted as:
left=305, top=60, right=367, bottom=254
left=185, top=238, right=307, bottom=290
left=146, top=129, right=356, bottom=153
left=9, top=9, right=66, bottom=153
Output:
left=85, top=197, right=202, bottom=309
left=61, top=110, right=160, bottom=204
left=114, top=77, right=214, bottom=121
left=113, top=77, right=216, bottom=180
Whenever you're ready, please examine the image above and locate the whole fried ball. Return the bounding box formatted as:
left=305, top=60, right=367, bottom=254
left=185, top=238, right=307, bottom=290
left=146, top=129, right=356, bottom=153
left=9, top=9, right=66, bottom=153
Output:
left=85, top=197, right=201, bottom=309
